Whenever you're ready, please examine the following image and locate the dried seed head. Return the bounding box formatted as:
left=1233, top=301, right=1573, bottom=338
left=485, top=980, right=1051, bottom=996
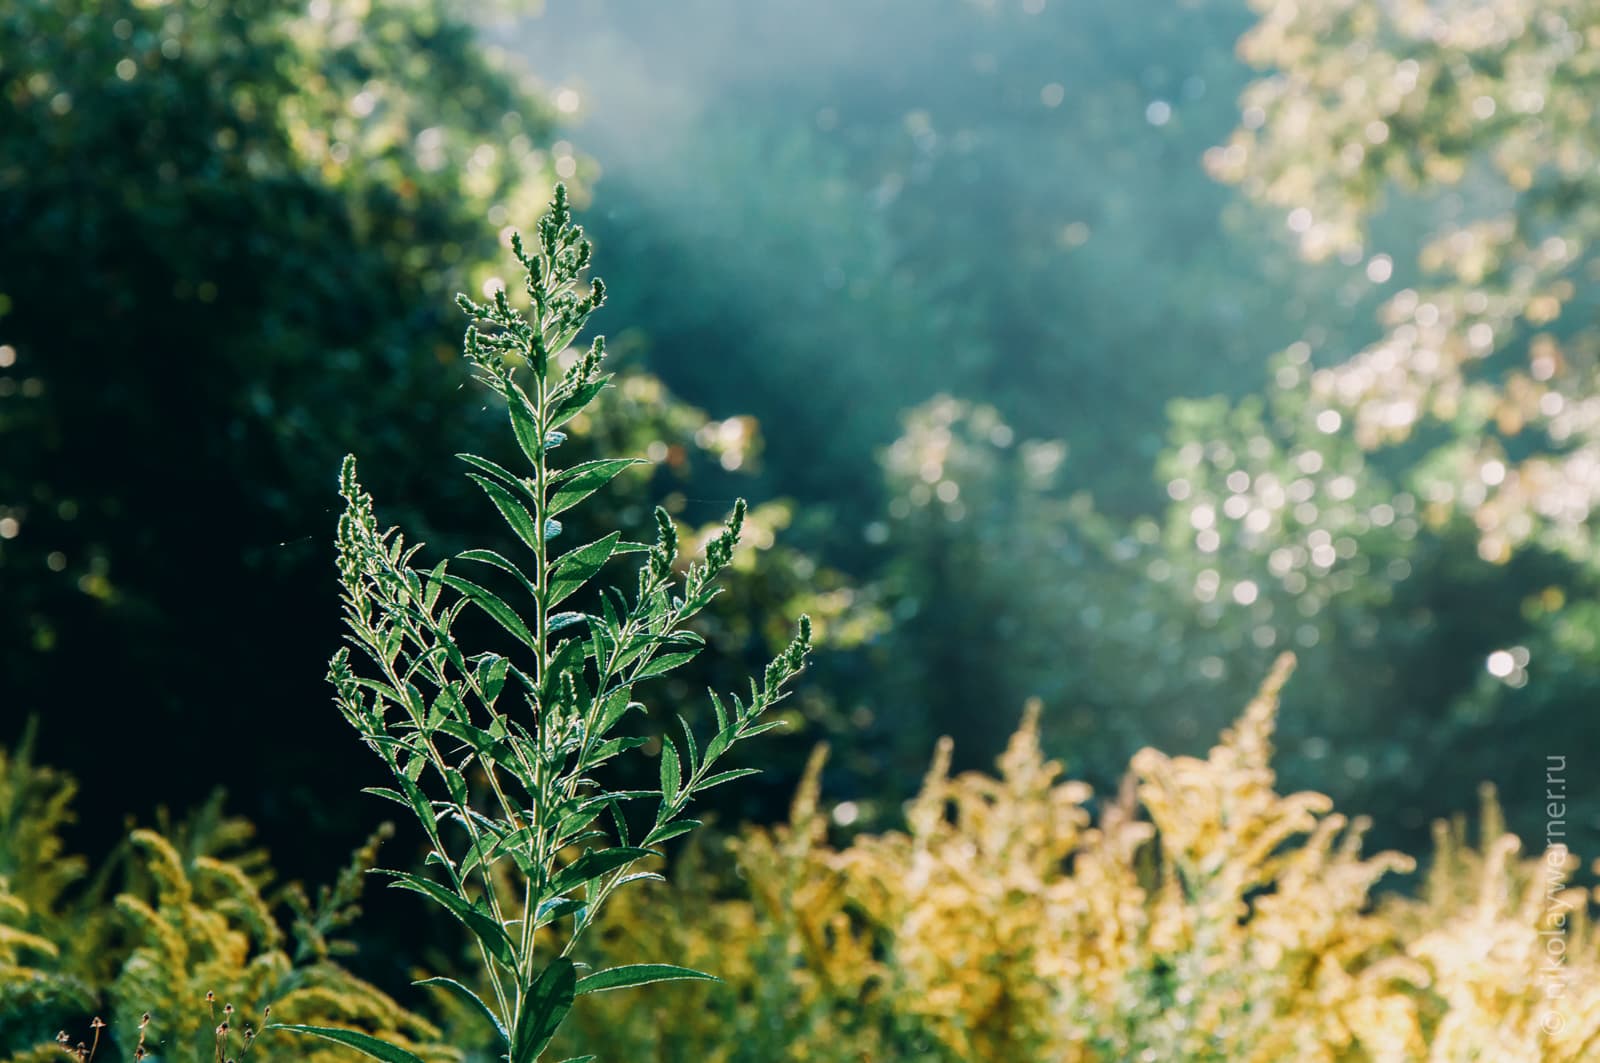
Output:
left=90, top=1017, right=106, bottom=1029
left=206, top=991, right=216, bottom=1003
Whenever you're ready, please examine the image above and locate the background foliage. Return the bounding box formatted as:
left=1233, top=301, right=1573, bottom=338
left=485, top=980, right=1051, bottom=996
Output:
left=3, top=0, right=1598, bottom=1056
left=504, top=0, right=1600, bottom=855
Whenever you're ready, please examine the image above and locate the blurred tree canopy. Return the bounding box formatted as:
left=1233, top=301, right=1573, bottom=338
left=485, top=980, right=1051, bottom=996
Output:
left=511, top=0, right=1600, bottom=855
left=1215, top=0, right=1600, bottom=566
left=1197, top=0, right=1600, bottom=849
left=518, top=0, right=1371, bottom=518
left=0, top=0, right=568, bottom=861
left=866, top=0, right=1600, bottom=852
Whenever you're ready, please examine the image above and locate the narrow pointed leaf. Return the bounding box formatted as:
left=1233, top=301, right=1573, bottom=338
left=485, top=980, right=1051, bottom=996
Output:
left=361, top=786, right=410, bottom=809
left=457, top=452, right=536, bottom=501
left=693, top=767, right=761, bottom=792
left=511, top=958, right=575, bottom=1063
left=267, top=1026, right=427, bottom=1063
left=549, top=459, right=646, bottom=515
left=459, top=825, right=535, bottom=879
left=643, top=819, right=700, bottom=847
left=377, top=870, right=516, bottom=968
left=586, top=735, right=649, bottom=768
left=574, top=964, right=719, bottom=997
left=457, top=548, right=538, bottom=598
left=677, top=716, right=700, bottom=769
left=476, top=654, right=510, bottom=705
left=435, top=573, right=538, bottom=650
left=534, top=895, right=587, bottom=928
left=415, top=977, right=508, bottom=1042
left=548, top=531, right=621, bottom=605
left=593, top=687, right=638, bottom=732
left=635, top=650, right=701, bottom=681
left=468, top=474, right=543, bottom=553
left=659, top=738, right=681, bottom=802
left=549, top=375, right=612, bottom=430
left=548, top=845, right=652, bottom=896
left=506, top=390, right=546, bottom=468
left=549, top=611, right=589, bottom=634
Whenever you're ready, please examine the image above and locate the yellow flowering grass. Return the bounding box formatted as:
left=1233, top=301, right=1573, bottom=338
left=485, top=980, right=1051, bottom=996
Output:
left=562, top=654, right=1599, bottom=1062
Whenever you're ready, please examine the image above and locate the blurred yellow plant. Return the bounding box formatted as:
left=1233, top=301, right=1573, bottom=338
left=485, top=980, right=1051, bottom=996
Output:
left=103, top=826, right=454, bottom=1063
left=564, top=653, right=1599, bottom=1062
left=9, top=657, right=1597, bottom=1061
left=0, top=735, right=456, bottom=1063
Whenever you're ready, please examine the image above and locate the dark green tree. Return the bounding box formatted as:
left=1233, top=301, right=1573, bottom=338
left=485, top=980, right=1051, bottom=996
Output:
left=1, top=0, right=625, bottom=858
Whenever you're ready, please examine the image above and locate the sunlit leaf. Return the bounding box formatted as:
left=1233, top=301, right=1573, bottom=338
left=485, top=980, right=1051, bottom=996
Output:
left=574, top=964, right=719, bottom=997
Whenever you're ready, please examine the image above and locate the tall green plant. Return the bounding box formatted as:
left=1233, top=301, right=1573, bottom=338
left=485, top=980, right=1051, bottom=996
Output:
left=276, top=186, right=812, bottom=1063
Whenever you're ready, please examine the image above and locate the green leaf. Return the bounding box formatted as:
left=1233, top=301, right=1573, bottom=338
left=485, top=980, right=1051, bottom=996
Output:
left=475, top=654, right=510, bottom=705
left=549, top=459, right=646, bottom=515
left=361, top=786, right=410, bottom=809
left=693, top=767, right=761, bottom=792
left=611, top=869, right=666, bottom=889
left=458, top=452, right=536, bottom=502
left=548, top=531, right=621, bottom=606
left=659, top=739, right=681, bottom=803
left=460, top=824, right=535, bottom=879
left=543, top=637, right=588, bottom=710
left=468, top=473, right=544, bottom=553
left=377, top=870, right=516, bottom=969
left=593, top=686, right=639, bottom=732
left=435, top=573, right=538, bottom=650
left=548, top=845, right=652, bottom=896
left=547, top=322, right=583, bottom=356
left=740, top=719, right=787, bottom=739
left=574, top=964, right=719, bottom=997
left=534, top=895, right=587, bottom=928
left=507, top=389, right=546, bottom=469
left=643, top=819, right=700, bottom=847
left=511, top=958, right=576, bottom=1063
left=585, top=614, right=615, bottom=662
left=392, top=775, right=444, bottom=831
left=573, top=789, right=656, bottom=813
left=635, top=650, right=701, bottom=680
left=586, top=734, right=648, bottom=767
left=267, top=1026, right=427, bottom=1063
left=549, top=375, right=612, bottom=430
left=416, top=976, right=508, bottom=1043
left=458, top=548, right=538, bottom=598
left=436, top=719, right=513, bottom=763
left=549, top=611, right=589, bottom=634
